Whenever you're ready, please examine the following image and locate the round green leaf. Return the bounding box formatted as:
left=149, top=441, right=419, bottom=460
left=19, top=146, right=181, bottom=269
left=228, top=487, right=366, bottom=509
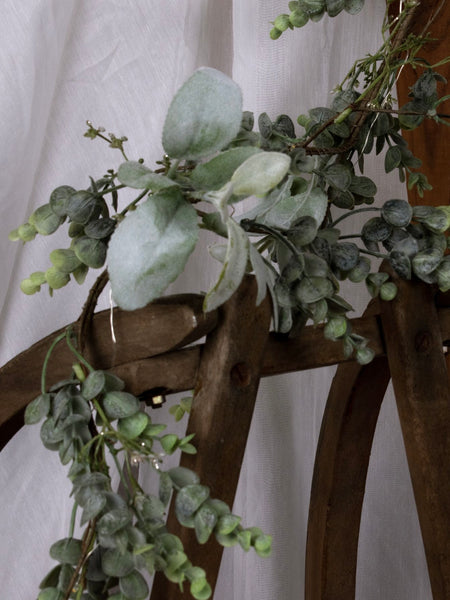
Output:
left=66, top=191, right=100, bottom=225
left=49, top=186, right=75, bottom=217
left=97, top=507, right=132, bottom=535
left=163, top=67, right=243, bottom=160
left=49, top=538, right=82, bottom=565
left=73, top=236, right=107, bottom=268
left=102, top=548, right=135, bottom=577
left=45, top=267, right=70, bottom=289
left=168, top=467, right=200, bottom=489
left=30, top=204, right=64, bottom=235
left=82, top=370, right=106, bottom=401
left=84, top=218, right=116, bottom=240
left=191, top=579, right=212, bottom=600
left=50, top=249, right=82, bottom=273
left=295, top=276, right=334, bottom=303
left=102, top=391, right=140, bottom=420
left=18, top=222, right=37, bottom=241
left=38, top=588, right=63, bottom=600
left=175, top=484, right=210, bottom=521
left=331, top=242, right=360, bottom=271
left=362, top=217, right=392, bottom=242
left=117, top=412, right=149, bottom=439
left=119, top=570, right=149, bottom=600
left=25, top=393, right=51, bottom=425
left=381, top=199, right=413, bottom=227
left=194, top=504, right=218, bottom=544
left=20, top=278, right=41, bottom=295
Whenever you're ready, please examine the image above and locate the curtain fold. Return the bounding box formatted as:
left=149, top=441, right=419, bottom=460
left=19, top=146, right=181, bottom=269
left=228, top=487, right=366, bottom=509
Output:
left=0, top=1, right=431, bottom=598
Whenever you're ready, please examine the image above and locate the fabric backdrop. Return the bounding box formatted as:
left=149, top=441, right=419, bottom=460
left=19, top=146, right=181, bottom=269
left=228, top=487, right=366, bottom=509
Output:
left=0, top=1, right=432, bottom=598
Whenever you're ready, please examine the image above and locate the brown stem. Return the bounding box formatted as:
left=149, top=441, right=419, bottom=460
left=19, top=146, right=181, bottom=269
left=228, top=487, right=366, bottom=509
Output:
left=299, top=2, right=422, bottom=157
left=76, top=270, right=109, bottom=353
left=63, top=519, right=97, bottom=600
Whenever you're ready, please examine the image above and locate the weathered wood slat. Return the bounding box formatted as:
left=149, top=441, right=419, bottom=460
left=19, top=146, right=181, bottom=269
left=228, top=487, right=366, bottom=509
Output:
left=3, top=297, right=450, bottom=448
left=0, top=295, right=217, bottom=449
left=305, top=302, right=391, bottom=600
left=150, top=276, right=272, bottom=598
left=379, top=267, right=450, bottom=599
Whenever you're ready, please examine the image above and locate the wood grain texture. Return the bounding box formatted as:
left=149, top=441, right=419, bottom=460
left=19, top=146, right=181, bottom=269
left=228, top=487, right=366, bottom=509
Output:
left=390, top=0, right=450, bottom=207
left=150, top=276, right=272, bottom=599
left=380, top=265, right=450, bottom=599
left=305, top=301, right=391, bottom=600
left=0, top=295, right=217, bottom=449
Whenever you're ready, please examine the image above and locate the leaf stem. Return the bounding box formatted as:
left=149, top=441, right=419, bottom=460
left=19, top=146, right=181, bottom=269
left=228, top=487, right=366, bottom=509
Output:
left=41, top=332, right=67, bottom=394
left=65, top=329, right=94, bottom=373
left=330, top=206, right=380, bottom=228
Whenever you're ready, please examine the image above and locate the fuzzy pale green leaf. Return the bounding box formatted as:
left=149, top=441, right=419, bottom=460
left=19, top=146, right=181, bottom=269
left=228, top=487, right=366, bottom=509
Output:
left=107, top=189, right=198, bottom=310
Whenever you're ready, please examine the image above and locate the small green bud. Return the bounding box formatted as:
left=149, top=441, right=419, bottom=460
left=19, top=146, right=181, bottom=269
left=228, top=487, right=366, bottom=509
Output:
left=45, top=267, right=70, bottom=289
left=18, top=223, right=37, bottom=242
left=324, top=316, right=347, bottom=341
left=20, top=278, right=40, bottom=295
left=270, top=27, right=282, bottom=40
left=289, top=8, right=309, bottom=27
left=380, top=282, right=398, bottom=301
left=8, top=228, right=21, bottom=242
left=29, top=271, right=46, bottom=286
left=355, top=346, right=375, bottom=365
left=273, top=14, right=291, bottom=32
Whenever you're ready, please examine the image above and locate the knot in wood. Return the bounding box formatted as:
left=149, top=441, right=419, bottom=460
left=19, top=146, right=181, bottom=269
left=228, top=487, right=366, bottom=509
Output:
left=414, top=330, right=432, bottom=354
left=230, top=362, right=252, bottom=388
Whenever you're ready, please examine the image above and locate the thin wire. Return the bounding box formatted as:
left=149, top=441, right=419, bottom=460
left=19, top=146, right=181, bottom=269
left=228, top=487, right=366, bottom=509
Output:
left=109, top=287, right=117, bottom=344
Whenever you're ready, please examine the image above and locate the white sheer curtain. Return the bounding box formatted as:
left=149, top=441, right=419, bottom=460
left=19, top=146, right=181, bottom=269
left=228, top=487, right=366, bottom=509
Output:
left=0, top=1, right=431, bottom=598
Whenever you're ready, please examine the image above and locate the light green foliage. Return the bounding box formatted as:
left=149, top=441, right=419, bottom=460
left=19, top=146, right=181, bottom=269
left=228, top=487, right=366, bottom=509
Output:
left=10, top=5, right=450, bottom=598
left=162, top=67, right=243, bottom=160
left=107, top=189, right=199, bottom=310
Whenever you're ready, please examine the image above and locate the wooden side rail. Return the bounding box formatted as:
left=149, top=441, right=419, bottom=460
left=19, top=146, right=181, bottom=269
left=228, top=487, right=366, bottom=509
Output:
left=2, top=289, right=450, bottom=449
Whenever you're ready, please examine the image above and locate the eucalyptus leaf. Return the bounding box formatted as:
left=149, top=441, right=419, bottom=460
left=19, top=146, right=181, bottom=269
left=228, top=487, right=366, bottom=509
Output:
left=107, top=189, right=198, bottom=310
left=162, top=67, right=243, bottom=160
left=82, top=370, right=106, bottom=401
left=50, top=249, right=81, bottom=274
left=384, top=145, right=402, bottom=173
left=102, top=548, right=135, bottom=577
left=84, top=218, right=116, bottom=240
left=361, top=217, right=392, bottom=242
left=118, top=412, right=149, bottom=439
left=73, top=237, right=107, bottom=268
left=344, top=0, right=364, bottom=14
left=66, top=191, right=100, bottom=225
left=97, top=507, right=132, bottom=535
left=49, top=186, right=75, bottom=217
left=45, top=267, right=70, bottom=290
left=194, top=504, right=218, bottom=544
left=295, top=276, right=334, bottom=303
left=102, top=391, right=140, bottom=420
left=25, top=393, right=51, bottom=425
left=231, top=152, right=291, bottom=197
left=323, top=163, right=352, bottom=191
left=31, top=205, right=64, bottom=235
left=331, top=242, right=360, bottom=271
left=80, top=493, right=107, bottom=525
left=49, top=538, right=82, bottom=565
left=412, top=248, right=442, bottom=279
left=381, top=199, right=413, bottom=227
left=175, top=485, right=210, bottom=521
left=348, top=176, right=377, bottom=198
left=119, top=570, right=149, bottom=600
left=168, top=467, right=200, bottom=489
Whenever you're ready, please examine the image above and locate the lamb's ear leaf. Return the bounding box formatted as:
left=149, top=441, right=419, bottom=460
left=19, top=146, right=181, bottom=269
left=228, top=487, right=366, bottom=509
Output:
left=117, top=161, right=177, bottom=191
left=162, top=67, right=243, bottom=160
left=231, top=152, right=291, bottom=197
left=203, top=219, right=249, bottom=312
left=107, top=189, right=198, bottom=310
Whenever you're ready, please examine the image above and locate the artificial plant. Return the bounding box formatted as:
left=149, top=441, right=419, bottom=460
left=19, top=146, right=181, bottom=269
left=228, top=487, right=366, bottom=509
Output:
left=7, top=1, right=450, bottom=599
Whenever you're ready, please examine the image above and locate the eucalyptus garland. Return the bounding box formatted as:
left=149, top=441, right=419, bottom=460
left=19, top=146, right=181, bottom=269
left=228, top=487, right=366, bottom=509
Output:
left=9, top=3, right=450, bottom=599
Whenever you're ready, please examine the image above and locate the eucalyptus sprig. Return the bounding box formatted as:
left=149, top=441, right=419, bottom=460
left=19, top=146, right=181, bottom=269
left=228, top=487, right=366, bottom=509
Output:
left=8, top=3, right=450, bottom=598
left=27, top=331, right=271, bottom=600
